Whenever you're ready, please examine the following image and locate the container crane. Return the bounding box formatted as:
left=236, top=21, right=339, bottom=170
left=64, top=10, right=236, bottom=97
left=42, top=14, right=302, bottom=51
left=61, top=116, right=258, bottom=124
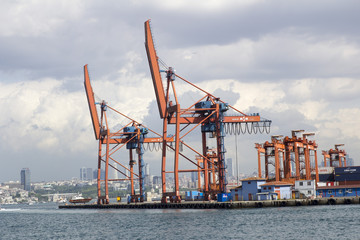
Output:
left=257, top=130, right=319, bottom=184
left=323, top=144, right=347, bottom=167
left=263, top=135, right=285, bottom=182
left=254, top=143, right=265, bottom=178
left=84, top=64, right=172, bottom=204
left=144, top=20, right=271, bottom=203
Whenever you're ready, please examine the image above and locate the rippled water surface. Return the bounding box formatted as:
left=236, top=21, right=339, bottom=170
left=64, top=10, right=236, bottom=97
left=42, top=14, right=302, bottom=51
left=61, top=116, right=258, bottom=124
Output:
left=0, top=203, right=358, bottom=239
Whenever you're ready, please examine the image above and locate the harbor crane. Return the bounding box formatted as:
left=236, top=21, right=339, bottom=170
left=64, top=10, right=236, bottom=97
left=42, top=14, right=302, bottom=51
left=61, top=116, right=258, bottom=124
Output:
left=322, top=144, right=347, bottom=167
left=256, top=130, right=319, bottom=183
left=84, top=64, right=172, bottom=204
left=144, top=20, right=271, bottom=203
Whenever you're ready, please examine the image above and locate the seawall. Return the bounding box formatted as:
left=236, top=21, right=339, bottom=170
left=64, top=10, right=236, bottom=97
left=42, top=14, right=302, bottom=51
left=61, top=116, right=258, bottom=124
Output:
left=59, top=196, right=360, bottom=209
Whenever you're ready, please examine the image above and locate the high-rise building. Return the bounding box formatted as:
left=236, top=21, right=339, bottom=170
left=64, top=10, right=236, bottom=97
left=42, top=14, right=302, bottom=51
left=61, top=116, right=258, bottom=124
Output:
left=347, top=156, right=354, bottom=166
left=153, top=176, right=161, bottom=185
left=80, top=167, right=93, bottom=180
left=20, top=168, right=31, bottom=191
left=86, top=168, right=93, bottom=180
left=80, top=167, right=86, bottom=180
left=93, top=169, right=105, bottom=180
left=226, top=158, right=233, bottom=177
left=191, top=171, right=198, bottom=183
left=113, top=163, right=118, bottom=179
left=145, top=163, right=150, bottom=176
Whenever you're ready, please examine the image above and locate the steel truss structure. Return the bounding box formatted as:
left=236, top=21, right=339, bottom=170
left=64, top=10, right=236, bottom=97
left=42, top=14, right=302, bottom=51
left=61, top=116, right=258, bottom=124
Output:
left=322, top=144, right=347, bottom=167
left=84, top=65, right=172, bottom=204
left=256, top=130, right=319, bottom=183
left=144, top=20, right=271, bottom=203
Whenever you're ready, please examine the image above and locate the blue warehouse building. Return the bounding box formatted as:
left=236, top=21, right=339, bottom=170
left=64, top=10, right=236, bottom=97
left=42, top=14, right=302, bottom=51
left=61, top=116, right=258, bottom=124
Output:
left=230, top=177, right=266, bottom=201
left=230, top=178, right=293, bottom=201
left=317, top=185, right=360, bottom=197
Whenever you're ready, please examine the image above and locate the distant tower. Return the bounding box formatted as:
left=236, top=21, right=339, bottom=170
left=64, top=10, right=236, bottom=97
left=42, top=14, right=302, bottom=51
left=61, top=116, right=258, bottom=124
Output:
left=191, top=171, right=198, bottom=183
left=80, top=167, right=86, bottom=180
left=145, top=163, right=150, bottom=177
left=347, top=156, right=354, bottom=166
left=80, top=167, right=93, bottom=180
left=153, top=176, right=161, bottom=185
left=86, top=168, right=93, bottom=180
left=226, top=158, right=233, bottom=178
left=113, top=163, right=118, bottom=179
left=93, top=169, right=105, bottom=180
left=20, top=168, right=31, bottom=191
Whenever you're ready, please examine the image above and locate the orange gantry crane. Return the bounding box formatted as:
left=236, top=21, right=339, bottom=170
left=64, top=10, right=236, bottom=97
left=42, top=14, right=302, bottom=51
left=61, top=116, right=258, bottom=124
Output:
left=263, top=135, right=285, bottom=182
left=84, top=64, right=172, bottom=204
left=256, top=130, right=319, bottom=183
left=144, top=20, right=271, bottom=203
left=322, top=144, right=347, bottom=167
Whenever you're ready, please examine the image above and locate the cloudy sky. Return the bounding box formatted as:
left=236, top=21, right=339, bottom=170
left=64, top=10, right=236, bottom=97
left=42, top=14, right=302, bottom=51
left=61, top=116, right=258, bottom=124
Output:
left=0, top=0, right=359, bottom=182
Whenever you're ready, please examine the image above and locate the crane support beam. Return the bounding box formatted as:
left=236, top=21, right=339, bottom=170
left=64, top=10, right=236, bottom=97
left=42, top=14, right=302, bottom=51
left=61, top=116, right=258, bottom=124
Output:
left=102, top=137, right=173, bottom=144
left=84, top=64, right=101, bottom=139
left=167, top=115, right=261, bottom=124
left=144, top=20, right=167, bottom=119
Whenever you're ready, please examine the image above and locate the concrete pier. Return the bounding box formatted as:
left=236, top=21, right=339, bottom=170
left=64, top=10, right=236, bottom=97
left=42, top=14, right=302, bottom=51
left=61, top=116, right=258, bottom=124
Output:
left=59, top=197, right=360, bottom=209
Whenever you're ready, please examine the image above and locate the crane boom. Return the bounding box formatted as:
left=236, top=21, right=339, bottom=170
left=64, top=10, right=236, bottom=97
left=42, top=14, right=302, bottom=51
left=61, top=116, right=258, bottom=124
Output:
left=84, top=64, right=101, bottom=139
left=144, top=20, right=166, bottom=119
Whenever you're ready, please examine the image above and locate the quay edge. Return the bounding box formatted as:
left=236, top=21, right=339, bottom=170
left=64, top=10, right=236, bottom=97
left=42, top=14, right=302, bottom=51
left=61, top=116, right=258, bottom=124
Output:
left=59, top=197, right=360, bottom=209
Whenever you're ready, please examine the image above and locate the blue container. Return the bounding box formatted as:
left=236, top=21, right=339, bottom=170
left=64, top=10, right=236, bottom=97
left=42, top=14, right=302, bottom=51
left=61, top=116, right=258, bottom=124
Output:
left=227, top=193, right=232, bottom=201
left=190, top=191, right=198, bottom=197
left=217, top=193, right=228, bottom=202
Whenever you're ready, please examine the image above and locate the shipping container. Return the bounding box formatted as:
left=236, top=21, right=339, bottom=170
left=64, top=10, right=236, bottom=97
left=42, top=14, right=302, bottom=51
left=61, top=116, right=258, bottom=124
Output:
left=335, top=166, right=360, bottom=175
left=318, top=173, right=335, bottom=182
left=318, top=167, right=334, bottom=174
left=335, top=173, right=360, bottom=182
left=217, top=193, right=228, bottom=202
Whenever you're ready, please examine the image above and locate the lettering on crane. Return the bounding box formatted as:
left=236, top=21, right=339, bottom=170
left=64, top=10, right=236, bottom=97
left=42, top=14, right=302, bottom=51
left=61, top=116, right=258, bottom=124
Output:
left=231, top=117, right=249, bottom=121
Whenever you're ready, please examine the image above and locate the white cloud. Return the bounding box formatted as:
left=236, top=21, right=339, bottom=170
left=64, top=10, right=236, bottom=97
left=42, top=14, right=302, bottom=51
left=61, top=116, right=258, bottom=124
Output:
left=0, top=1, right=360, bottom=181
left=0, top=78, right=91, bottom=153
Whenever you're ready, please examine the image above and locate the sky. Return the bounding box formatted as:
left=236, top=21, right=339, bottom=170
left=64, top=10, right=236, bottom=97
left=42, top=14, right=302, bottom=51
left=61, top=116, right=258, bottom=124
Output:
left=0, top=0, right=359, bottom=182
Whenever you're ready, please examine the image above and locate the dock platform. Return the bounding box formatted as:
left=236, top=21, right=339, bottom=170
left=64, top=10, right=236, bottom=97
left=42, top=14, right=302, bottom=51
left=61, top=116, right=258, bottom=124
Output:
left=59, top=197, right=360, bottom=209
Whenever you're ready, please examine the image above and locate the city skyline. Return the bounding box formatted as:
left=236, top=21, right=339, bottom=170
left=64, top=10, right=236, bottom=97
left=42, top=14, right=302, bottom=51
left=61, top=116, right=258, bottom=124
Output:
left=0, top=1, right=359, bottom=182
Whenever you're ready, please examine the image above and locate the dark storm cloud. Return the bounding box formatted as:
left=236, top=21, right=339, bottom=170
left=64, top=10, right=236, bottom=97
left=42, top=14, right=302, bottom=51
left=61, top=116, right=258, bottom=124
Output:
left=148, top=0, right=360, bottom=47
left=1, top=0, right=359, bottom=83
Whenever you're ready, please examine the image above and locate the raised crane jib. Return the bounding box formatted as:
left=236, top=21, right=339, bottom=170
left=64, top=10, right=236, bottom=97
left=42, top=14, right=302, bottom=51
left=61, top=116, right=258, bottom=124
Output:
left=84, top=64, right=101, bottom=139
left=144, top=20, right=167, bottom=119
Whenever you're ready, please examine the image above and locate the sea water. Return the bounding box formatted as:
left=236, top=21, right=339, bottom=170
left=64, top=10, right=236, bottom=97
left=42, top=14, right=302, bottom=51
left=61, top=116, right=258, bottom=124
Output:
left=0, top=203, right=358, bottom=239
